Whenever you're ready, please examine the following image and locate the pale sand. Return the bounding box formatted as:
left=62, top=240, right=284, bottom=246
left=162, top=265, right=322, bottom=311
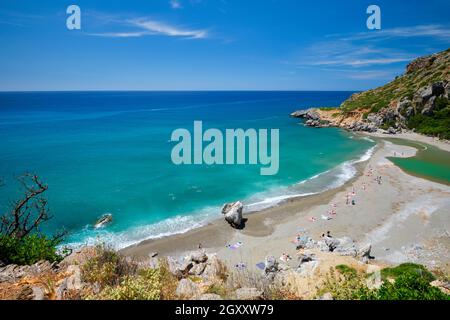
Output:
left=122, top=135, right=450, bottom=273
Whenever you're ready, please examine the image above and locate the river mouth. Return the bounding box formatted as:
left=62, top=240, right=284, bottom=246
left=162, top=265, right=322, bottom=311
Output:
left=381, top=137, right=450, bottom=186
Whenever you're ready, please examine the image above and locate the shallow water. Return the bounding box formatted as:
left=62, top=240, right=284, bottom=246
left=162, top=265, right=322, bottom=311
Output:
left=0, top=91, right=375, bottom=248
left=384, top=138, right=450, bottom=186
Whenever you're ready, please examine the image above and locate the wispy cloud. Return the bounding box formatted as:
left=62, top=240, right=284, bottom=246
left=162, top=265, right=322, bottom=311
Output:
left=90, top=17, right=209, bottom=39
left=170, top=0, right=182, bottom=9
left=292, top=24, right=450, bottom=72
left=340, top=24, right=450, bottom=42
left=296, top=41, right=414, bottom=68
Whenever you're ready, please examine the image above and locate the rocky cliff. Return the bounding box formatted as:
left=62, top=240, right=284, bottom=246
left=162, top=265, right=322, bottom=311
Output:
left=291, top=48, right=450, bottom=139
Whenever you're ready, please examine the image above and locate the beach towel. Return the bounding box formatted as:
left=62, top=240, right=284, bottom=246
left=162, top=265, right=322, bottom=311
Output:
left=227, top=241, right=244, bottom=250
left=256, top=262, right=265, bottom=270
left=321, top=214, right=332, bottom=221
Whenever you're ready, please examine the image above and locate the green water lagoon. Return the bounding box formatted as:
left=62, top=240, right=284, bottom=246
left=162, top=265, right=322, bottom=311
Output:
left=384, top=138, right=450, bottom=186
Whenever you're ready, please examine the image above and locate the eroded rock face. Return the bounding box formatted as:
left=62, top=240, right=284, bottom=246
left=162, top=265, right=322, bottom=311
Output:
left=406, top=55, right=436, bottom=74
left=167, top=257, right=193, bottom=279
left=0, top=260, right=57, bottom=283
left=221, top=201, right=243, bottom=228
left=201, top=255, right=224, bottom=283
left=176, top=278, right=202, bottom=298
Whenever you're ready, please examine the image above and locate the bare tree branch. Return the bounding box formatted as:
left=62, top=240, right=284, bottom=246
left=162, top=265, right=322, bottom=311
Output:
left=0, top=173, right=52, bottom=238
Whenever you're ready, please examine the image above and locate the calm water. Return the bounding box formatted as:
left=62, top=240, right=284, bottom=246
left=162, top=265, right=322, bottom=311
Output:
left=386, top=138, right=450, bottom=185
left=0, top=91, right=375, bottom=248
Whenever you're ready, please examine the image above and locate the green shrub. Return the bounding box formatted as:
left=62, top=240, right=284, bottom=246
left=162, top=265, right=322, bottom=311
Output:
left=319, top=264, right=449, bottom=300
left=0, top=234, right=63, bottom=265
left=376, top=272, right=448, bottom=300
left=335, top=264, right=357, bottom=277
left=318, top=268, right=375, bottom=300
left=381, top=263, right=435, bottom=282
left=94, top=269, right=161, bottom=300
left=81, top=244, right=136, bottom=288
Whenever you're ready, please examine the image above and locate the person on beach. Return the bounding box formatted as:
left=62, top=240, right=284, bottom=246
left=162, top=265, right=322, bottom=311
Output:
left=352, top=199, right=356, bottom=205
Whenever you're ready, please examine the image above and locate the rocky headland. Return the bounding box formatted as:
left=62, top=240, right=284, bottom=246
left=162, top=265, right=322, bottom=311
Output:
left=291, top=49, right=450, bottom=138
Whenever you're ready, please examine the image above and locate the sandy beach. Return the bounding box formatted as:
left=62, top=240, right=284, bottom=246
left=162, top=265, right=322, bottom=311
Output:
left=122, top=133, right=450, bottom=273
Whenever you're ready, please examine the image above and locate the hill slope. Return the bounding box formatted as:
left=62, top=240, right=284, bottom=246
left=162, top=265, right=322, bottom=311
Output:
left=292, top=48, right=450, bottom=139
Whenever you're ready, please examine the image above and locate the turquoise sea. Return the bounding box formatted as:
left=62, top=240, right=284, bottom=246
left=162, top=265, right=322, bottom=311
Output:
left=0, top=91, right=375, bottom=248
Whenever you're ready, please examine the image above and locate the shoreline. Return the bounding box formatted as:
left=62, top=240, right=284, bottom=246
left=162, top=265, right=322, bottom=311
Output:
left=122, top=131, right=450, bottom=273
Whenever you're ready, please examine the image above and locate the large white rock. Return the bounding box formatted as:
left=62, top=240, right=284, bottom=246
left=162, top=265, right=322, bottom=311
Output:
left=221, top=201, right=243, bottom=228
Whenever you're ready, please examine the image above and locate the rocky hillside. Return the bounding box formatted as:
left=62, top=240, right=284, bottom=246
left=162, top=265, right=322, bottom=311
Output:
left=1, top=235, right=449, bottom=300
left=291, top=48, right=450, bottom=139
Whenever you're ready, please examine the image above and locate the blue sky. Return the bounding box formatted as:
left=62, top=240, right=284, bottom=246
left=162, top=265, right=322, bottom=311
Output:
left=0, top=0, right=449, bottom=91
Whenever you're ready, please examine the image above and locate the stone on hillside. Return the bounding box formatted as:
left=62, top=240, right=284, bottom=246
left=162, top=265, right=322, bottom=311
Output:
left=297, top=260, right=319, bottom=277
left=318, top=292, right=333, bottom=300
left=176, top=278, right=202, bottom=298
left=201, top=255, right=225, bottom=283
left=357, top=243, right=373, bottom=263
left=66, top=265, right=83, bottom=291
left=235, top=287, right=263, bottom=300
left=334, top=237, right=358, bottom=257
left=167, top=257, right=193, bottom=279
left=189, top=262, right=207, bottom=276
left=421, top=96, right=436, bottom=115
left=197, top=293, right=223, bottom=300
left=189, top=250, right=208, bottom=263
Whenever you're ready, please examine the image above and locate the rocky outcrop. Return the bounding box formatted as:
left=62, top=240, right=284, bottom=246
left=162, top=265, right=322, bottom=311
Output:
left=291, top=49, right=450, bottom=137
left=291, top=108, right=330, bottom=128
left=167, top=250, right=225, bottom=285
left=176, top=278, right=202, bottom=298
left=263, top=256, right=279, bottom=280
left=221, top=201, right=244, bottom=228
left=315, top=236, right=373, bottom=263
left=0, top=260, right=58, bottom=283
left=94, top=213, right=113, bottom=229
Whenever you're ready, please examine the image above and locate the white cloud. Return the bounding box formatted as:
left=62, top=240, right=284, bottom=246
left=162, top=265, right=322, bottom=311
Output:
left=90, top=18, right=208, bottom=39
left=132, top=19, right=207, bottom=38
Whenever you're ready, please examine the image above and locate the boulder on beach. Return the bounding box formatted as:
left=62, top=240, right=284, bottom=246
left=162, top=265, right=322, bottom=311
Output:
left=94, top=213, right=113, bottom=229
left=221, top=201, right=243, bottom=228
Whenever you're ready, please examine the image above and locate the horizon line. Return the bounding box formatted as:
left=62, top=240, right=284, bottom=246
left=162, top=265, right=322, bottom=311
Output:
left=0, top=89, right=361, bottom=93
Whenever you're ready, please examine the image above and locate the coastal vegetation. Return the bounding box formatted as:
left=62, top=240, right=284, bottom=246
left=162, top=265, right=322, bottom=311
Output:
left=319, top=263, right=449, bottom=300
left=0, top=174, right=65, bottom=265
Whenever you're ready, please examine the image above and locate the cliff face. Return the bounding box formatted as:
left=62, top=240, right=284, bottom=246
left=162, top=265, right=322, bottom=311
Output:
left=292, top=48, right=450, bottom=139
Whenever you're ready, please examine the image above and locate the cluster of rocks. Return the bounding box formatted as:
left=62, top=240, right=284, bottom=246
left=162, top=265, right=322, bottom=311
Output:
left=290, top=109, right=330, bottom=128
left=168, top=250, right=225, bottom=299
left=0, top=257, right=85, bottom=300
left=290, top=80, right=449, bottom=135
left=317, top=236, right=373, bottom=263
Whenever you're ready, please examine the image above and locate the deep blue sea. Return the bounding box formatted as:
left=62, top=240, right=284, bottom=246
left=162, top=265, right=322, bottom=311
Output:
left=0, top=91, right=375, bottom=248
